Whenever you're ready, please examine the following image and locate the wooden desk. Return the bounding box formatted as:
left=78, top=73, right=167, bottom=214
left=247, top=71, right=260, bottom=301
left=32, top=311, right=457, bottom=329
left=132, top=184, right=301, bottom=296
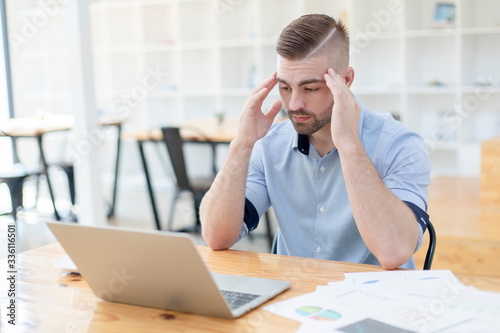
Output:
left=0, top=114, right=125, bottom=219
left=2, top=243, right=500, bottom=332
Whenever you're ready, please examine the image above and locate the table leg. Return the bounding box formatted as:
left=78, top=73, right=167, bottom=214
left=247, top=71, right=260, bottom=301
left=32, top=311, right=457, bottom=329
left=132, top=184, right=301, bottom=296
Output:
left=108, top=124, right=122, bottom=217
left=137, top=140, right=161, bottom=230
left=36, top=135, right=60, bottom=220
left=210, top=142, right=217, bottom=176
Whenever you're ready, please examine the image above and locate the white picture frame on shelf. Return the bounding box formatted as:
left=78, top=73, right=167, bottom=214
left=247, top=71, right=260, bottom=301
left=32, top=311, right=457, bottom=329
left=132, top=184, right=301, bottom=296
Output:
left=433, top=2, right=456, bottom=28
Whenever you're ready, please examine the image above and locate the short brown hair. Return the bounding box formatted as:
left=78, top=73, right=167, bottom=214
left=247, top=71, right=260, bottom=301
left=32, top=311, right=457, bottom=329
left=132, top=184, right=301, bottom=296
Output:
left=276, top=14, right=349, bottom=69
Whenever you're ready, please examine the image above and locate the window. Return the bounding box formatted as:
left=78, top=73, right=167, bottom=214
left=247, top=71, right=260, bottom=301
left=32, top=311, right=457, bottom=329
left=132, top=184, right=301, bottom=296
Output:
left=0, top=0, right=13, bottom=168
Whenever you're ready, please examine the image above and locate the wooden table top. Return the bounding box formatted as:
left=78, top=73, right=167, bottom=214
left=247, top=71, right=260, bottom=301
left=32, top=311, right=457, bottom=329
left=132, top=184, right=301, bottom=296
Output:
left=2, top=242, right=500, bottom=332
left=122, top=117, right=240, bottom=143
left=0, top=114, right=125, bottom=137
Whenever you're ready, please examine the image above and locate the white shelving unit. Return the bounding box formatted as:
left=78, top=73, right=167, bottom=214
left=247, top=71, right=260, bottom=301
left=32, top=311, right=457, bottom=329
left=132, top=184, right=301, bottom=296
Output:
left=88, top=0, right=351, bottom=129
left=350, top=0, right=500, bottom=176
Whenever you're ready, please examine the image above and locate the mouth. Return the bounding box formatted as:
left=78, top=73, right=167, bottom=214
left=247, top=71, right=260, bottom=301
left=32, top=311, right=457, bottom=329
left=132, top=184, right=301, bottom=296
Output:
left=292, top=115, right=311, bottom=123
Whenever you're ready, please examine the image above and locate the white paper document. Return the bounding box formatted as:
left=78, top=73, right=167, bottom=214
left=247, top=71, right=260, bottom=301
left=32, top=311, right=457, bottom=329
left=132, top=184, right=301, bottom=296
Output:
left=264, top=270, right=500, bottom=333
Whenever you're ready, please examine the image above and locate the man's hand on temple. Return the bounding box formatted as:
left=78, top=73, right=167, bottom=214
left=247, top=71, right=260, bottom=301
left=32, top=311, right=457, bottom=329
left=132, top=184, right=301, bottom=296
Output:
left=324, top=67, right=361, bottom=151
left=234, top=72, right=282, bottom=149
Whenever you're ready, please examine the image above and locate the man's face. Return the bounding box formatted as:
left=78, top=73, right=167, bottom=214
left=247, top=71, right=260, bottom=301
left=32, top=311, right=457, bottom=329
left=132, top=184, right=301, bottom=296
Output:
left=276, top=54, right=334, bottom=136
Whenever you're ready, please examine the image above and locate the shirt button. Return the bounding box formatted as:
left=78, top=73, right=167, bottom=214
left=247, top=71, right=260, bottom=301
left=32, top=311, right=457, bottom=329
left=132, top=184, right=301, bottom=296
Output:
left=316, top=246, right=321, bottom=253
left=320, top=166, right=325, bottom=173
left=319, top=206, right=325, bottom=213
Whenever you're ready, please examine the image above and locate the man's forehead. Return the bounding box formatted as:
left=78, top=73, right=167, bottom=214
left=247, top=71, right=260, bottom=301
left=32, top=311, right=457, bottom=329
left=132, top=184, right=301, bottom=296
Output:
left=276, top=55, right=329, bottom=85
left=276, top=76, right=325, bottom=86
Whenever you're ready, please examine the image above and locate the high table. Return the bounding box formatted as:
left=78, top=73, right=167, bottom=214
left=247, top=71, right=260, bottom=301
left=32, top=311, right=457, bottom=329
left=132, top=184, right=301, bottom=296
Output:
left=0, top=114, right=125, bottom=219
left=2, top=242, right=500, bottom=332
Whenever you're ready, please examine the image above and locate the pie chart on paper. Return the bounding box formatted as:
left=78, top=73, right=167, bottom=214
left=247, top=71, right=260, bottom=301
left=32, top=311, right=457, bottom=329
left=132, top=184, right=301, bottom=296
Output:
left=295, top=306, right=342, bottom=321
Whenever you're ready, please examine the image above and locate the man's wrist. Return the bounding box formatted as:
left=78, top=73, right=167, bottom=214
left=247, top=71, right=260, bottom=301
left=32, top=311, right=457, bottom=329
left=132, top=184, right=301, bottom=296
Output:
left=336, top=137, right=365, bottom=159
left=230, top=137, right=256, bottom=156
left=232, top=134, right=257, bottom=151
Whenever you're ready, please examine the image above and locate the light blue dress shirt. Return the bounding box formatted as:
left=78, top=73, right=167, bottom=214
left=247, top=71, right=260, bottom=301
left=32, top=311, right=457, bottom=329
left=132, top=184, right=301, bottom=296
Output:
left=239, top=104, right=432, bottom=269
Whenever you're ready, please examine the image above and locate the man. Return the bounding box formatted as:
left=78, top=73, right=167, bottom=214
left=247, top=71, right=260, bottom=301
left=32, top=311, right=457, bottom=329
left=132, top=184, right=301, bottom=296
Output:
left=200, top=14, right=431, bottom=269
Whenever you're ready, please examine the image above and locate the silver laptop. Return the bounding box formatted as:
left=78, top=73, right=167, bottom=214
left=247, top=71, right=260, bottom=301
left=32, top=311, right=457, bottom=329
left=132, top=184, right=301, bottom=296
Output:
left=46, top=222, right=290, bottom=319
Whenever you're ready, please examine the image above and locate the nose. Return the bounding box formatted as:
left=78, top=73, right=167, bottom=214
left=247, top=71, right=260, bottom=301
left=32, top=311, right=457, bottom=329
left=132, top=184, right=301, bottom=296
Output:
left=288, top=90, right=305, bottom=111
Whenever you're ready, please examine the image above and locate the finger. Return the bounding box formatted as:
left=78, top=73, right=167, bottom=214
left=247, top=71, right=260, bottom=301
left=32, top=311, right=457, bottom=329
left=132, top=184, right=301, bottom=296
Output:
left=324, top=68, right=350, bottom=96
left=328, top=68, right=350, bottom=90
left=251, top=72, right=277, bottom=95
left=246, top=87, right=270, bottom=110
left=266, top=99, right=283, bottom=120
left=324, top=72, right=335, bottom=92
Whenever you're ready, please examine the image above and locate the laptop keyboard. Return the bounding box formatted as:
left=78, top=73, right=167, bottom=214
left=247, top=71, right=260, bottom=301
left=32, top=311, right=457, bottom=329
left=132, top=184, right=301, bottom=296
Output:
left=220, top=290, right=261, bottom=310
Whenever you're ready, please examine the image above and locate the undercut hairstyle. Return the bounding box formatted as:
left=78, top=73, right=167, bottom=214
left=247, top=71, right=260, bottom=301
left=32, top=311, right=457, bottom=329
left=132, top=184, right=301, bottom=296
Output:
left=276, top=14, right=350, bottom=70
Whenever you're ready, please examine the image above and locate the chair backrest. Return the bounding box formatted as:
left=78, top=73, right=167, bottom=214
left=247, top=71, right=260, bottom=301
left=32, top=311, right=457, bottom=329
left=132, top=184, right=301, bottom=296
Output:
left=423, top=220, right=436, bottom=270
left=161, top=127, right=191, bottom=191
left=271, top=220, right=437, bottom=270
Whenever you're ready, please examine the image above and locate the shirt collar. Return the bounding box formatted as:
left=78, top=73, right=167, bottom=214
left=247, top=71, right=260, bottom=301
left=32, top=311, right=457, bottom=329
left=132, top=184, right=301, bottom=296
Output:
left=291, top=127, right=310, bottom=155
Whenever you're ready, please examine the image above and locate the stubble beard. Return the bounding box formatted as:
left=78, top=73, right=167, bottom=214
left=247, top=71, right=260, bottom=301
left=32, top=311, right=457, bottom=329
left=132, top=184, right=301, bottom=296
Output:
left=287, top=101, right=334, bottom=136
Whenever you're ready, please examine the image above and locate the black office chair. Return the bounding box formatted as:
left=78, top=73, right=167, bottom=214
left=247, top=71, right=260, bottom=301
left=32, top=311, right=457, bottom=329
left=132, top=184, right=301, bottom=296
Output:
left=0, top=134, right=44, bottom=221
left=0, top=133, right=75, bottom=221
left=271, top=220, right=437, bottom=270
left=49, top=162, right=76, bottom=206
left=424, top=220, right=436, bottom=270
left=0, top=164, right=29, bottom=221
left=161, top=127, right=215, bottom=232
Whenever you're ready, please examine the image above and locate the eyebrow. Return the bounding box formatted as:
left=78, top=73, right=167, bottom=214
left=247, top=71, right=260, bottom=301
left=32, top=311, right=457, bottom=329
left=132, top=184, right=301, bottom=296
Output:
left=276, top=77, right=325, bottom=86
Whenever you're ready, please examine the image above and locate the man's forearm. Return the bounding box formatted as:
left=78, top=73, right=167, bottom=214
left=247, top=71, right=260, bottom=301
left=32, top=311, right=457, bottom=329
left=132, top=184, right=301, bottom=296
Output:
left=338, top=142, right=419, bottom=269
left=200, top=140, right=254, bottom=250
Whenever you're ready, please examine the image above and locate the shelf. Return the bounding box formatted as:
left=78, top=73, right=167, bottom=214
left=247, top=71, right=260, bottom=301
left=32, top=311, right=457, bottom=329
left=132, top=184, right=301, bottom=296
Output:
left=461, top=26, right=500, bottom=35
left=143, top=90, right=179, bottom=98
left=93, top=46, right=142, bottom=55
left=179, top=41, right=217, bottom=50
left=221, top=89, right=252, bottom=96
left=23, top=90, right=71, bottom=99
left=19, top=49, right=68, bottom=58
left=406, top=86, right=457, bottom=95
left=219, top=39, right=259, bottom=48
left=351, top=30, right=400, bottom=42
left=14, top=7, right=44, bottom=18
left=90, top=0, right=138, bottom=10
left=143, top=44, right=176, bottom=52
left=352, top=87, right=400, bottom=95
left=142, top=0, right=178, bottom=7
left=405, top=29, right=456, bottom=38
left=461, top=86, right=500, bottom=94
left=180, top=90, right=219, bottom=98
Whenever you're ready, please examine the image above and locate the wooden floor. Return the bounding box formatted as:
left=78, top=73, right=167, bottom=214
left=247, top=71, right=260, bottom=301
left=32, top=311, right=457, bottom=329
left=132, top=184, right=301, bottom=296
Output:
left=413, top=177, right=500, bottom=278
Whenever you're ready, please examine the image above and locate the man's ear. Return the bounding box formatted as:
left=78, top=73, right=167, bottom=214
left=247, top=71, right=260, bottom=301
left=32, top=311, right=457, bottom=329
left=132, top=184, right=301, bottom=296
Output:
left=343, top=67, right=355, bottom=88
